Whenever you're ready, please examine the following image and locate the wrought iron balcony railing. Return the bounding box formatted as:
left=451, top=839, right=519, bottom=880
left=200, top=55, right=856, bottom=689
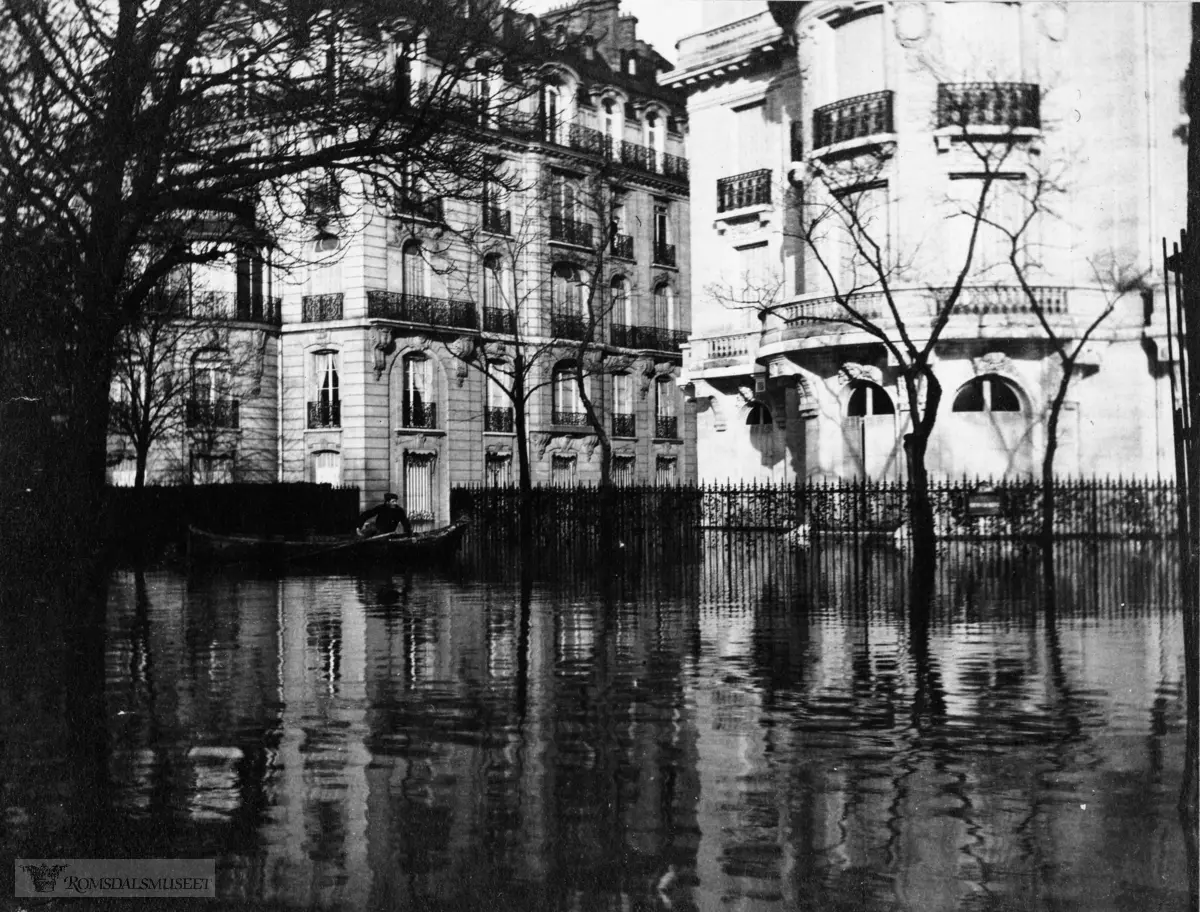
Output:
left=610, top=233, right=634, bottom=259
left=655, top=415, right=679, bottom=439
left=552, top=409, right=589, bottom=427
left=367, top=290, right=477, bottom=329
left=549, top=215, right=594, bottom=247
left=611, top=412, right=636, bottom=437
left=401, top=401, right=438, bottom=429
left=653, top=241, right=677, bottom=267
left=187, top=398, right=239, bottom=429
left=304, top=182, right=340, bottom=219
left=717, top=169, right=772, bottom=212
left=569, top=123, right=612, bottom=157
left=550, top=312, right=588, bottom=341
left=610, top=324, right=688, bottom=353
left=662, top=152, right=689, bottom=181
left=395, top=189, right=444, bottom=223
left=484, top=307, right=516, bottom=334
left=485, top=406, right=514, bottom=433
left=483, top=205, right=511, bottom=235
left=813, top=90, right=894, bottom=149
left=302, top=293, right=344, bottom=322
left=187, top=291, right=282, bottom=325
left=620, top=140, right=656, bottom=174
left=307, top=400, right=341, bottom=428
left=936, top=83, right=1041, bottom=130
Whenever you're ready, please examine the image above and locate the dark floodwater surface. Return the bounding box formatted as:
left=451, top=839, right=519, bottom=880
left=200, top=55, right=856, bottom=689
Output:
left=0, top=536, right=1192, bottom=911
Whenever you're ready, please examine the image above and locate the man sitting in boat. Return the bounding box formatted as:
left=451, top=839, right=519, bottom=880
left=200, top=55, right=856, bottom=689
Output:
left=357, top=493, right=413, bottom=538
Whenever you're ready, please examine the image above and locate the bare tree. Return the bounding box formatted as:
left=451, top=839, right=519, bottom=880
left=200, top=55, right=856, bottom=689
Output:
left=0, top=0, right=540, bottom=556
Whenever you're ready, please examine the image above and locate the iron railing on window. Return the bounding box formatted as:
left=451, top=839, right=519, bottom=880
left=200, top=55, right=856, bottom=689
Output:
left=483, top=205, right=511, bottom=235
left=936, top=83, right=1041, bottom=130
left=610, top=324, right=687, bottom=352
left=367, top=290, right=477, bottom=329
left=187, top=291, right=282, bottom=326
left=813, top=90, right=894, bottom=149
left=652, top=241, right=677, bottom=267
left=610, top=233, right=634, bottom=259
left=307, top=400, right=341, bottom=428
left=611, top=412, right=636, bottom=437
left=717, top=169, right=772, bottom=212
left=187, top=398, right=239, bottom=429
left=485, top=406, right=514, bottom=433
left=569, top=123, right=611, bottom=157
left=302, top=293, right=344, bottom=322
left=484, top=307, right=516, bottom=334
left=662, top=152, right=689, bottom=181
left=550, top=312, right=588, bottom=340
left=552, top=409, right=589, bottom=427
left=549, top=215, right=594, bottom=247
left=401, top=401, right=438, bottom=429
left=655, top=415, right=679, bottom=438
left=395, top=189, right=444, bottom=223
left=620, top=140, right=657, bottom=174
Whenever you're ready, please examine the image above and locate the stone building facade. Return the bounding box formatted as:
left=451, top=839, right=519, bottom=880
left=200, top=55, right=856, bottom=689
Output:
left=667, top=2, right=1186, bottom=483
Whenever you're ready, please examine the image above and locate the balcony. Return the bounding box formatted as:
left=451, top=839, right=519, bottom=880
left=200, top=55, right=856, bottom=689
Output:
left=483, top=205, right=511, bottom=235
left=367, top=291, right=477, bottom=330
left=610, top=233, right=634, bottom=260
left=611, top=412, right=636, bottom=437
left=302, top=293, right=344, bottom=322
left=652, top=241, right=677, bottom=267
left=655, top=415, right=679, bottom=439
left=187, top=398, right=239, bottom=429
left=611, top=324, right=688, bottom=353
left=620, top=140, right=656, bottom=174
left=937, top=83, right=1040, bottom=130
left=569, top=123, right=612, bottom=157
left=304, top=181, right=340, bottom=220
left=549, top=216, right=594, bottom=248
left=662, top=153, right=689, bottom=181
left=813, top=91, right=894, bottom=150
left=485, top=406, right=514, bottom=433
left=187, top=291, right=282, bottom=326
left=550, top=312, right=589, bottom=341
left=307, top=400, right=341, bottom=428
left=401, top=401, right=438, bottom=430
left=484, top=307, right=516, bottom=334
left=552, top=409, right=589, bottom=427
left=395, top=189, right=444, bottom=223
left=717, top=169, right=772, bottom=213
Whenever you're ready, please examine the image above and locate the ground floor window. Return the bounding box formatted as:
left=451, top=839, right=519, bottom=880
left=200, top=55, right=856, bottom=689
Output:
left=655, top=455, right=677, bottom=486
left=109, top=456, right=137, bottom=487
left=551, top=454, right=577, bottom=486
left=191, top=453, right=232, bottom=484
left=486, top=453, right=513, bottom=487
left=404, top=452, right=437, bottom=525
left=612, top=454, right=635, bottom=486
left=312, top=450, right=342, bottom=486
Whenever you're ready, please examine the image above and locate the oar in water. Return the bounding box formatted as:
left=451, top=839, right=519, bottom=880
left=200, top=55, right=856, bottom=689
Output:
left=284, top=530, right=397, bottom=564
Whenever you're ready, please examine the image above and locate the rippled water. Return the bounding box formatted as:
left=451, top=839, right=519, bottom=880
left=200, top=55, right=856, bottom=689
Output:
left=0, top=535, right=1192, bottom=911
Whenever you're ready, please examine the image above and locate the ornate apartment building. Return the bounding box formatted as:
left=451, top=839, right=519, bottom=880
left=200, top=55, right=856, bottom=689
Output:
left=107, top=0, right=695, bottom=523
left=667, top=2, right=1186, bottom=483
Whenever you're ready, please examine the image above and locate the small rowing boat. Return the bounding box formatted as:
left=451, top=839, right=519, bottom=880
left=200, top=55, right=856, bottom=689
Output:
left=187, top=521, right=469, bottom=566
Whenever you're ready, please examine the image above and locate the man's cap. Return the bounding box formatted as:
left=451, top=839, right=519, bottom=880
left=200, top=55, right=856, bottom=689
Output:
left=385, top=492, right=398, bottom=501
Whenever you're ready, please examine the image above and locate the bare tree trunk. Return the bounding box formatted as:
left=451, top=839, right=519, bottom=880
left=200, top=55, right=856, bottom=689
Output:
left=512, top=359, right=534, bottom=555
left=1041, top=369, right=1073, bottom=613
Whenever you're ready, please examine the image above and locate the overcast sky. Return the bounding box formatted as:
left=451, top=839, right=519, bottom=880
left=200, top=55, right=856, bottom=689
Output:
left=519, top=1, right=767, bottom=68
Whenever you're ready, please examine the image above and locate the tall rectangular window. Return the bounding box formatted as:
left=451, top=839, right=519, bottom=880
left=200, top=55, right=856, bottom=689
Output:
left=655, top=455, right=677, bottom=486
left=612, top=454, right=634, bottom=486
left=654, top=201, right=670, bottom=248
left=485, top=453, right=512, bottom=486
left=551, top=454, right=577, bottom=486
left=404, top=452, right=437, bottom=525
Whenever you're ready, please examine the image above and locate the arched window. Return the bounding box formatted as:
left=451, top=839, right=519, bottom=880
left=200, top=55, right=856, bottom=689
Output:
left=746, top=401, right=773, bottom=425
left=611, top=275, right=631, bottom=326
left=847, top=382, right=895, bottom=416
left=402, top=352, right=435, bottom=428
left=551, top=361, right=584, bottom=425
left=611, top=372, right=634, bottom=436
left=953, top=375, right=1021, bottom=412
left=190, top=352, right=235, bottom=428
left=552, top=262, right=578, bottom=312
left=402, top=240, right=424, bottom=297
left=602, top=98, right=620, bottom=156
left=654, top=377, right=677, bottom=438
left=653, top=283, right=674, bottom=331
left=540, top=82, right=563, bottom=143
left=645, top=111, right=661, bottom=168
left=310, top=350, right=340, bottom=428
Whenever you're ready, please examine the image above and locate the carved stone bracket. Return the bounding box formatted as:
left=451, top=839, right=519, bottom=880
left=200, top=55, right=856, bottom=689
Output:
left=532, top=432, right=553, bottom=460
left=972, top=351, right=1017, bottom=379
left=837, top=361, right=883, bottom=387
left=486, top=442, right=513, bottom=457
left=371, top=325, right=395, bottom=379
left=607, top=353, right=634, bottom=372
left=582, top=435, right=600, bottom=461
left=635, top=357, right=657, bottom=399
left=483, top=341, right=509, bottom=360
left=450, top=335, right=475, bottom=386
left=583, top=350, right=606, bottom=372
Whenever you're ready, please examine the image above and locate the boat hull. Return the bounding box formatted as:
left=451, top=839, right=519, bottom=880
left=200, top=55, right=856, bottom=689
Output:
left=187, top=522, right=469, bottom=566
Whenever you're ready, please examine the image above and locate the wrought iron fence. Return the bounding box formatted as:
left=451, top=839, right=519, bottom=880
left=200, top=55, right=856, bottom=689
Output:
left=367, top=290, right=477, bottom=329
left=813, top=90, right=894, bottom=149
left=717, top=169, right=772, bottom=212
left=302, top=293, right=343, bottom=323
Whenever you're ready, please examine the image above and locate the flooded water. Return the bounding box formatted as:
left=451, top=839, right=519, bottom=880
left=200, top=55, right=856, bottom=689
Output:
left=0, top=534, right=1193, bottom=911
